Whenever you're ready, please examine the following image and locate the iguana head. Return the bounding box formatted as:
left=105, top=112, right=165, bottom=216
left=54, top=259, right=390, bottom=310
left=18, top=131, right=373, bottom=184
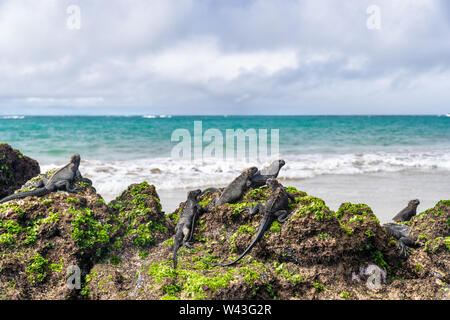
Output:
left=187, top=189, right=202, bottom=200
left=266, top=159, right=285, bottom=173
left=246, top=167, right=258, bottom=177
left=408, top=199, right=420, bottom=209
left=266, top=178, right=280, bottom=190
left=70, top=154, right=81, bottom=166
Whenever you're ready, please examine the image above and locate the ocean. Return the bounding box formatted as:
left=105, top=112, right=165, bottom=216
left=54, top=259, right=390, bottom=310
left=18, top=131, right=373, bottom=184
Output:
left=1, top=115, right=449, bottom=221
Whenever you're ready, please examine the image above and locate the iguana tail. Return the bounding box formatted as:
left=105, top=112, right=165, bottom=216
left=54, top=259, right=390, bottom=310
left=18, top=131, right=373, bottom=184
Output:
left=204, top=216, right=272, bottom=267
left=0, top=188, right=49, bottom=204
left=207, top=237, right=260, bottom=267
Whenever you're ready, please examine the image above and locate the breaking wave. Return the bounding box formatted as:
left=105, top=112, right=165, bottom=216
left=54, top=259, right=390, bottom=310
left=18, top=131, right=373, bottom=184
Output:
left=40, top=151, right=450, bottom=202
left=0, top=116, right=25, bottom=119
left=142, top=115, right=172, bottom=119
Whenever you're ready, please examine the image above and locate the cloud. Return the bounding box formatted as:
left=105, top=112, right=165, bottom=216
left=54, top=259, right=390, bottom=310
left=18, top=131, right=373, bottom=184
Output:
left=23, top=96, right=104, bottom=106
left=0, top=0, right=449, bottom=114
left=136, top=37, right=299, bottom=83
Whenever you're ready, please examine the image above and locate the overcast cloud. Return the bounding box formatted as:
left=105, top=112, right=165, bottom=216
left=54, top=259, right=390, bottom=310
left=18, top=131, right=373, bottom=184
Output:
left=0, top=0, right=449, bottom=115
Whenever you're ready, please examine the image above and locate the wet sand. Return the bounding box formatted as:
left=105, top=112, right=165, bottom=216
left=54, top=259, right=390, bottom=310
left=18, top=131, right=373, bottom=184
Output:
left=157, top=170, right=450, bottom=223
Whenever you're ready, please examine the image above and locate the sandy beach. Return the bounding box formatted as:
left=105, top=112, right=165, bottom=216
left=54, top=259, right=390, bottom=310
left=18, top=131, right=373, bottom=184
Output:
left=155, top=170, right=450, bottom=223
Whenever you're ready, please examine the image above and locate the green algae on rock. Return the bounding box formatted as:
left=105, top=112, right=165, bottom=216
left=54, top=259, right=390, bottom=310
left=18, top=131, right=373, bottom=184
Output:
left=84, top=181, right=174, bottom=300
left=1, top=169, right=449, bottom=300
left=107, top=181, right=173, bottom=253
left=0, top=170, right=111, bottom=300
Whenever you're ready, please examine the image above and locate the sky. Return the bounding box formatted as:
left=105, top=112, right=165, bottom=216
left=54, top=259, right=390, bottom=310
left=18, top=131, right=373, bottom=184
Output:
left=0, top=0, right=450, bottom=115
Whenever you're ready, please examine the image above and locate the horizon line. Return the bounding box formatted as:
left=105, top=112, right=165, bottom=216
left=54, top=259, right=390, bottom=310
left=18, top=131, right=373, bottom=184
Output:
left=0, top=114, right=449, bottom=117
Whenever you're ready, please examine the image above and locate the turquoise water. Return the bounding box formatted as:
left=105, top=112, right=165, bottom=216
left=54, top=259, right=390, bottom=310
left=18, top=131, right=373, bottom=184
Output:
left=1, top=115, right=449, bottom=162
left=1, top=115, right=449, bottom=219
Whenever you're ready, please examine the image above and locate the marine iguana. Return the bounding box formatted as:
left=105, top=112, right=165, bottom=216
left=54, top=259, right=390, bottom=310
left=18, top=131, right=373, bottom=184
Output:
left=206, top=178, right=294, bottom=267
left=0, top=154, right=89, bottom=204
left=173, top=189, right=206, bottom=268
left=382, top=199, right=420, bottom=258
left=205, top=167, right=258, bottom=210
left=249, top=159, right=285, bottom=188
left=202, top=160, right=285, bottom=195
left=391, top=199, right=420, bottom=222
left=383, top=223, right=417, bottom=258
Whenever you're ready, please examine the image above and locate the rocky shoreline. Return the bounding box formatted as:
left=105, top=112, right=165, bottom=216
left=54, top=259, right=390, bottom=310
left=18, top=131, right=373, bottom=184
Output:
left=0, top=144, right=448, bottom=300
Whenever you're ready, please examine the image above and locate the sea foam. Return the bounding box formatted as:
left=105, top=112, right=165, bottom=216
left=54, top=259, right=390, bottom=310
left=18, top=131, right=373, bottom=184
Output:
left=0, top=116, right=25, bottom=119
left=40, top=151, right=450, bottom=202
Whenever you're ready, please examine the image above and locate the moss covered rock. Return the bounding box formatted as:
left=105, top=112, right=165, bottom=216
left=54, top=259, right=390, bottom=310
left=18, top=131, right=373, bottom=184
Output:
left=1, top=166, right=448, bottom=300
left=107, top=182, right=172, bottom=253
left=0, top=144, right=40, bottom=199
left=388, top=200, right=450, bottom=299
left=85, top=187, right=400, bottom=300
left=85, top=181, right=174, bottom=300
left=0, top=169, right=110, bottom=299
left=115, top=189, right=448, bottom=300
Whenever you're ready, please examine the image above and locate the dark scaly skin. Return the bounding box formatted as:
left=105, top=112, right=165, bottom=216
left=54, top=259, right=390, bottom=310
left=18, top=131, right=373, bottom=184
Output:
left=202, top=160, right=286, bottom=195
left=173, top=189, right=205, bottom=268
left=207, top=178, right=294, bottom=267
left=392, top=199, right=420, bottom=222
left=0, top=154, right=89, bottom=204
left=383, top=199, right=420, bottom=258
left=249, top=159, right=285, bottom=188
left=383, top=223, right=417, bottom=258
left=206, top=167, right=258, bottom=210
